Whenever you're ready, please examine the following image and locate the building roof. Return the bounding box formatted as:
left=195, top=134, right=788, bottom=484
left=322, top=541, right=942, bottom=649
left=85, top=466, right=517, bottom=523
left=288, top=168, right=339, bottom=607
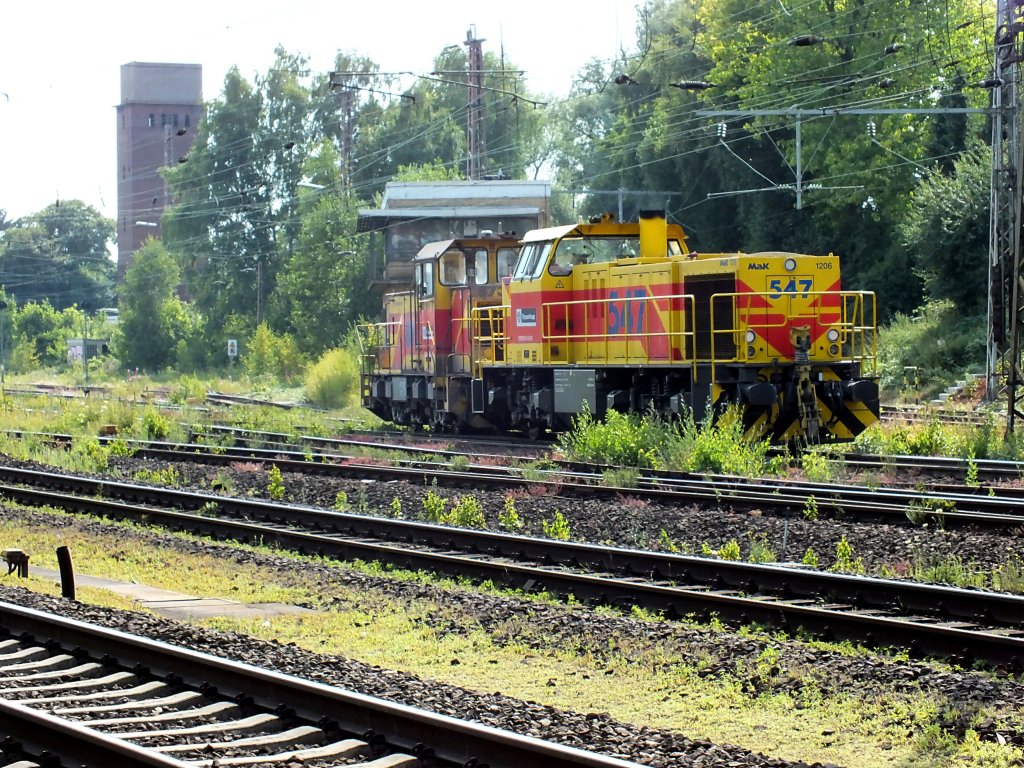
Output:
left=380, top=180, right=551, bottom=207
left=356, top=206, right=542, bottom=233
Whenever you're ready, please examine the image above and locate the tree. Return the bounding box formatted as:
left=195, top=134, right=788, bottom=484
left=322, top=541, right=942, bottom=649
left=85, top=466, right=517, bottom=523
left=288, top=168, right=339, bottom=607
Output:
left=550, top=1, right=782, bottom=249
left=164, top=50, right=344, bottom=342
left=117, top=239, right=191, bottom=370
left=0, top=200, right=114, bottom=309
left=900, top=147, right=989, bottom=315
left=271, top=144, right=376, bottom=353
left=353, top=44, right=545, bottom=188
left=695, top=0, right=987, bottom=316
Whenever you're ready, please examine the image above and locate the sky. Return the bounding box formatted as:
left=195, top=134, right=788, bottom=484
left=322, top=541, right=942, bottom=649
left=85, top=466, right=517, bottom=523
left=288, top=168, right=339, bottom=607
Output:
left=0, top=0, right=639, bottom=223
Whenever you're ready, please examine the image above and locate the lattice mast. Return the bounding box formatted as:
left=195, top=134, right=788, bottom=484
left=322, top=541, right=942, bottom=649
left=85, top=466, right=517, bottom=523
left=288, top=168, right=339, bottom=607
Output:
left=989, top=0, right=1024, bottom=430
left=465, top=26, right=486, bottom=179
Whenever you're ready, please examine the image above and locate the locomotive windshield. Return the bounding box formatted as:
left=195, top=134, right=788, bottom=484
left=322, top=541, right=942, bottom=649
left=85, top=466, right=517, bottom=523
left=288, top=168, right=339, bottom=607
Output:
left=549, top=235, right=686, bottom=270
left=513, top=242, right=552, bottom=280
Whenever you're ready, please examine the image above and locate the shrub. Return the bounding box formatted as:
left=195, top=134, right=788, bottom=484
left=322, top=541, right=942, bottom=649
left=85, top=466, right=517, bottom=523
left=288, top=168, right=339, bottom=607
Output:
left=267, top=465, right=285, bottom=501
left=305, top=347, right=360, bottom=409
left=422, top=489, right=448, bottom=522
left=748, top=534, right=776, bottom=563
left=658, top=529, right=680, bottom=553
left=876, top=300, right=985, bottom=393
left=558, top=403, right=782, bottom=478
left=678, top=407, right=783, bottom=477
left=803, top=495, right=819, bottom=521
left=450, top=495, right=485, bottom=528
left=170, top=374, right=206, bottom=405
left=557, top=405, right=669, bottom=468
left=833, top=536, right=864, bottom=574
left=602, top=466, right=640, bottom=488
left=142, top=408, right=170, bottom=440
left=542, top=510, right=571, bottom=541
left=135, top=466, right=181, bottom=485
left=499, top=494, right=524, bottom=532
left=245, top=322, right=307, bottom=384
left=800, top=448, right=843, bottom=483
left=802, top=547, right=819, bottom=568
left=718, top=539, right=741, bottom=561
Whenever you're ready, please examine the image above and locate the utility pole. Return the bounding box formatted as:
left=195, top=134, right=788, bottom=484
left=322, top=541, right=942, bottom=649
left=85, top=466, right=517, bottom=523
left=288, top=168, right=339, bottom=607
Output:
left=991, top=0, right=1024, bottom=432
left=465, top=26, right=486, bottom=179
left=332, top=76, right=355, bottom=192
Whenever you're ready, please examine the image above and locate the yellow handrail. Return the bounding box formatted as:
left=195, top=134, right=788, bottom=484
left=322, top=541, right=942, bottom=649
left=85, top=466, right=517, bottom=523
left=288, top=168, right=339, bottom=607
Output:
left=708, top=290, right=876, bottom=379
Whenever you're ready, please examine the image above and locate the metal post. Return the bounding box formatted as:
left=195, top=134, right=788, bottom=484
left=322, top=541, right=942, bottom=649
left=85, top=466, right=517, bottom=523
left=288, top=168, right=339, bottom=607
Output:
left=56, top=546, right=76, bottom=601
left=256, top=260, right=263, bottom=325
left=794, top=115, right=803, bottom=210
left=83, top=312, right=90, bottom=389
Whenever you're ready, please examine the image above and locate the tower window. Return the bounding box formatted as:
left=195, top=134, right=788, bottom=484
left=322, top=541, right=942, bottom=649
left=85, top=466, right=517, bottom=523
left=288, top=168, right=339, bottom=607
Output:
left=173, top=113, right=179, bottom=127
left=148, top=114, right=155, bottom=127
left=185, top=114, right=190, bottom=128
left=161, top=113, right=167, bottom=126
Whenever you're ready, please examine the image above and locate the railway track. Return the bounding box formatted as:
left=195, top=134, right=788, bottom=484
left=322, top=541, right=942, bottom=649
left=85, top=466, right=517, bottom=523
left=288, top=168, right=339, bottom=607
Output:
left=2, top=465, right=1023, bottom=669
left=6, top=430, right=1024, bottom=530
left=880, top=403, right=990, bottom=426
left=0, top=600, right=641, bottom=768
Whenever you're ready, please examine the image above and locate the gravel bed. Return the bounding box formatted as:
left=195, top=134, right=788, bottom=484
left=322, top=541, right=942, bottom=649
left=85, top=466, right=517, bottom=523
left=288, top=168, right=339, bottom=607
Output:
left=106, top=452, right=1024, bottom=577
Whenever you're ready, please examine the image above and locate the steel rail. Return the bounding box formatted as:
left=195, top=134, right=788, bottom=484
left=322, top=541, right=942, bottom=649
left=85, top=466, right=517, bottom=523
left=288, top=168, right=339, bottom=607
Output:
left=0, top=601, right=643, bottom=768
left=8, top=427, right=1024, bottom=528
left=2, top=467, right=1023, bottom=668
left=0, top=697, right=191, bottom=767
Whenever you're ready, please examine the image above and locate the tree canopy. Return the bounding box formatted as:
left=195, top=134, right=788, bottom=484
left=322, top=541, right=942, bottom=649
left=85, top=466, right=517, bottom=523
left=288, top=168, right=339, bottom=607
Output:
left=0, top=200, right=115, bottom=310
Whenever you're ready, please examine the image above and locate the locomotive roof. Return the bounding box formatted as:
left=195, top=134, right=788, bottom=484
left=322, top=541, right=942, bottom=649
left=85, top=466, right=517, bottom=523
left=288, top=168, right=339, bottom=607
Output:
left=520, top=224, right=581, bottom=243
left=520, top=219, right=689, bottom=244
left=412, top=237, right=520, bottom=262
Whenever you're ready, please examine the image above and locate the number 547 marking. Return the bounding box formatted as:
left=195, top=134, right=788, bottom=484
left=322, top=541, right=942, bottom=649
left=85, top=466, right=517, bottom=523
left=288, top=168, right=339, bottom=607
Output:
left=768, top=278, right=812, bottom=299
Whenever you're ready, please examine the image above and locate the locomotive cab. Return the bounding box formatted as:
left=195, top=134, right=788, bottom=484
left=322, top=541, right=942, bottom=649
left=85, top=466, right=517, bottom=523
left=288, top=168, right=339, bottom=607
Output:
left=360, top=235, right=521, bottom=431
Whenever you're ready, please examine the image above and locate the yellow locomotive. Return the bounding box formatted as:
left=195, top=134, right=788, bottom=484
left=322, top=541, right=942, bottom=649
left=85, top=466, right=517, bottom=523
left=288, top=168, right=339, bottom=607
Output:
left=360, top=212, right=878, bottom=444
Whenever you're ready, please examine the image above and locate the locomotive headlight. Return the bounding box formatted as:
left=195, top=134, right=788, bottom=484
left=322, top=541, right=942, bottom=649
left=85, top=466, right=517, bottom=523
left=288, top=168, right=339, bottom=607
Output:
left=826, top=328, right=840, bottom=342
left=828, top=344, right=840, bottom=356
left=784, top=257, right=797, bottom=272
left=745, top=330, right=756, bottom=343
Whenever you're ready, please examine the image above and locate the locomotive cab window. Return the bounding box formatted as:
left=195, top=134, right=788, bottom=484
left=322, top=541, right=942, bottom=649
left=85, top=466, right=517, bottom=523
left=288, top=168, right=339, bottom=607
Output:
left=417, top=262, right=435, bottom=298
left=440, top=250, right=466, bottom=285
left=473, top=249, right=488, bottom=285
left=497, top=247, right=518, bottom=280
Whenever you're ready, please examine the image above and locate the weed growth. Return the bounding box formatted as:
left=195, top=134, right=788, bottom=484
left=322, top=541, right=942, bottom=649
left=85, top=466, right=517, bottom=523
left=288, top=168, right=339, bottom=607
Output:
left=267, top=465, right=286, bottom=501
left=542, top=510, right=571, bottom=541
left=558, top=404, right=784, bottom=478
left=498, top=494, right=524, bottom=532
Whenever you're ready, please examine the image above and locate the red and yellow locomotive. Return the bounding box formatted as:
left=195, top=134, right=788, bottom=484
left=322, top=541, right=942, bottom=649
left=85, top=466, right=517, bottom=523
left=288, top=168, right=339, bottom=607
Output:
left=360, top=212, right=878, bottom=444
